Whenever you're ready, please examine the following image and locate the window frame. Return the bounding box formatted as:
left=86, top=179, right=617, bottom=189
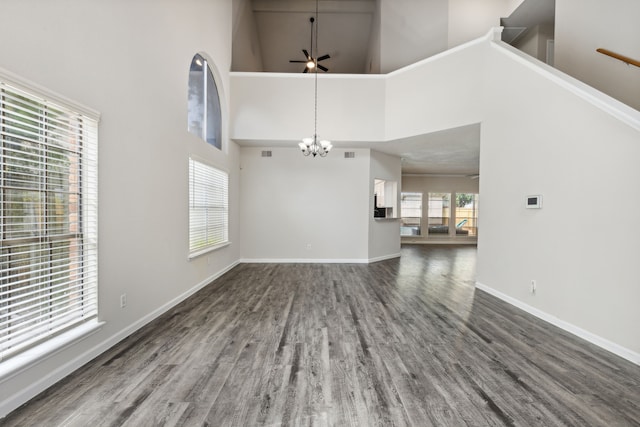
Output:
left=400, top=192, right=423, bottom=236
left=187, top=54, right=222, bottom=150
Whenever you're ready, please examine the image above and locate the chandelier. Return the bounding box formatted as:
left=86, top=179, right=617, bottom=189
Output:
left=298, top=0, right=332, bottom=157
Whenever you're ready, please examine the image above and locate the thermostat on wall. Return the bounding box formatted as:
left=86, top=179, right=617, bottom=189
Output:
left=526, top=195, right=542, bottom=209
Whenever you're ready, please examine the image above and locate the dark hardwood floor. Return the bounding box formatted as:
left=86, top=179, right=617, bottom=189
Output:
left=3, top=245, right=640, bottom=426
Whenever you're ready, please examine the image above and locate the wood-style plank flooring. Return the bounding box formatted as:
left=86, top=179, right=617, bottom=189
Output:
left=3, top=245, right=640, bottom=426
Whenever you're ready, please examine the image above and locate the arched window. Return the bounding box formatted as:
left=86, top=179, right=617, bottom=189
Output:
left=188, top=54, right=222, bottom=150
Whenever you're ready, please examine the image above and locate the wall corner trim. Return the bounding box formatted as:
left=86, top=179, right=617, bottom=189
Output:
left=475, top=282, right=640, bottom=366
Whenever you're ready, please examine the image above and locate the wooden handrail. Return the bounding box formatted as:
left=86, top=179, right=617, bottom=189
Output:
left=596, top=48, right=640, bottom=68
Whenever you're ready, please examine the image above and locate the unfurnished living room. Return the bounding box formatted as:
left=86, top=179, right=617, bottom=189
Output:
left=1, top=0, right=639, bottom=426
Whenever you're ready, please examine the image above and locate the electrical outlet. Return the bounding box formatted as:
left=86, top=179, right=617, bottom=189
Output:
left=120, top=293, right=127, bottom=308
left=530, top=280, right=536, bottom=295
left=306, top=244, right=312, bottom=250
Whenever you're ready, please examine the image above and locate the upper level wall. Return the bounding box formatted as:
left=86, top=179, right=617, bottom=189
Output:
left=232, top=0, right=264, bottom=72
left=384, top=39, right=485, bottom=141
left=555, top=0, right=640, bottom=111
left=230, top=73, right=386, bottom=143
left=379, top=0, right=448, bottom=74
left=231, top=38, right=486, bottom=144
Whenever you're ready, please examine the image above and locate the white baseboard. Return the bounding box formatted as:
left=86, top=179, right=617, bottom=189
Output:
left=401, top=240, right=477, bottom=245
left=240, top=253, right=401, bottom=264
left=239, top=258, right=370, bottom=264
left=0, top=260, right=240, bottom=419
left=368, top=252, right=401, bottom=263
left=475, top=282, right=640, bottom=366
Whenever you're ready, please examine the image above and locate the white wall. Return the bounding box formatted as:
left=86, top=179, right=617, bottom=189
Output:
left=478, top=41, right=640, bottom=361
left=0, top=0, right=239, bottom=416
left=401, top=175, right=479, bottom=244
left=364, top=0, right=382, bottom=73
left=232, top=0, right=264, bottom=72
left=513, top=24, right=554, bottom=63
left=239, top=147, right=370, bottom=261
left=231, top=33, right=486, bottom=145
left=555, top=0, right=640, bottom=111
left=385, top=39, right=485, bottom=140
left=230, top=73, right=386, bottom=143
left=448, top=0, right=512, bottom=49
left=368, top=150, right=402, bottom=261
left=379, top=0, right=449, bottom=73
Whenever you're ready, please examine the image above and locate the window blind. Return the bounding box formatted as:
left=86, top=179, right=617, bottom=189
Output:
left=0, top=77, right=98, bottom=362
left=189, top=158, right=228, bottom=256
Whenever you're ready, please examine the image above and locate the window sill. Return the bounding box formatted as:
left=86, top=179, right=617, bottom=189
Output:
left=0, top=319, right=104, bottom=384
left=188, top=241, right=231, bottom=260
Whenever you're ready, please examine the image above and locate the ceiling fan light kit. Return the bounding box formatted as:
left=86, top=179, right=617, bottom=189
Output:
left=289, top=17, right=331, bottom=74
left=297, top=0, right=332, bottom=158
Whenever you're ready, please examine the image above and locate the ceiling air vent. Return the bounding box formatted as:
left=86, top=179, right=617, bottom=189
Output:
left=261, top=150, right=272, bottom=157
left=344, top=152, right=355, bottom=159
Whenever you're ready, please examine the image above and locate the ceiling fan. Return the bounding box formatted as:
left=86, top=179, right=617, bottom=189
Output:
left=289, top=17, right=330, bottom=73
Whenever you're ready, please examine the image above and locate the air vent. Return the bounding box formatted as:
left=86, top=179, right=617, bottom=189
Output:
left=344, top=152, right=355, bottom=158
left=261, top=150, right=272, bottom=157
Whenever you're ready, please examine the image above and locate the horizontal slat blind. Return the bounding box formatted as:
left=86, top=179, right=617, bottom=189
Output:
left=189, top=158, right=228, bottom=255
left=0, top=77, right=98, bottom=362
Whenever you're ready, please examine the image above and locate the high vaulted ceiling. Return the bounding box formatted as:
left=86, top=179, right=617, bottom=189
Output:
left=232, top=0, right=553, bottom=176
left=252, top=0, right=376, bottom=74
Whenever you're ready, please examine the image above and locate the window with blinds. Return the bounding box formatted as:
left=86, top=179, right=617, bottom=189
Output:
left=189, top=158, right=228, bottom=257
left=0, top=75, right=98, bottom=362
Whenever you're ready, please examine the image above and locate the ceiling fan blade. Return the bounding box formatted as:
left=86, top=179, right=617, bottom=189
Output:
left=290, top=60, right=307, bottom=63
left=303, top=49, right=310, bottom=60
left=317, top=54, right=331, bottom=62
left=303, top=67, right=308, bottom=73
left=317, top=64, right=329, bottom=72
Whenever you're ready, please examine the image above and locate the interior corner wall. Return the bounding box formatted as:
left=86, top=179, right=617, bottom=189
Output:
left=401, top=175, right=479, bottom=244
left=368, top=150, right=402, bottom=261
left=232, top=0, right=264, bottom=72
left=505, top=0, right=526, bottom=16
left=478, top=42, right=640, bottom=359
left=230, top=73, right=386, bottom=143
left=513, top=24, right=554, bottom=63
left=364, top=0, right=382, bottom=74
left=555, top=0, right=640, bottom=111
left=239, top=147, right=370, bottom=262
left=0, top=0, right=240, bottom=416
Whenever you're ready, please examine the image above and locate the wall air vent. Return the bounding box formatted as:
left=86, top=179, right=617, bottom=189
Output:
left=261, top=150, right=272, bottom=157
left=344, top=152, right=355, bottom=158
